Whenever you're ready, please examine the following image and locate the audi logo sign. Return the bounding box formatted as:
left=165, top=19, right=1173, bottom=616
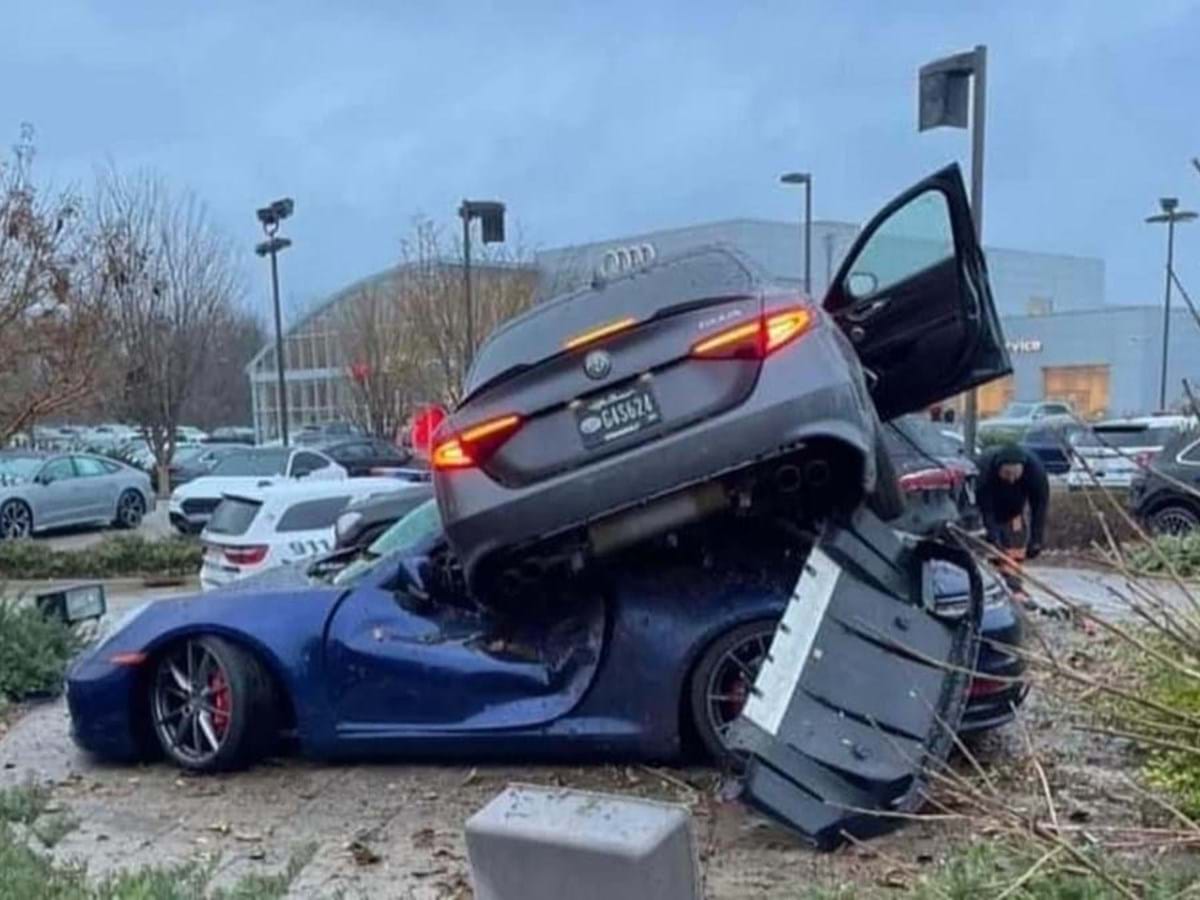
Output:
left=598, top=243, right=656, bottom=277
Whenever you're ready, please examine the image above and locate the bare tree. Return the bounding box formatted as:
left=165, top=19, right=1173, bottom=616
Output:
left=0, top=126, right=111, bottom=445
left=185, top=306, right=265, bottom=430
left=96, top=169, right=243, bottom=493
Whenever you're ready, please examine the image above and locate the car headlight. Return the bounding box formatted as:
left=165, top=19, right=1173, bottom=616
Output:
left=335, top=511, right=363, bottom=542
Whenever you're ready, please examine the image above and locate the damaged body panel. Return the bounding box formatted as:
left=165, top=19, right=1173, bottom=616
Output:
left=732, top=509, right=982, bottom=847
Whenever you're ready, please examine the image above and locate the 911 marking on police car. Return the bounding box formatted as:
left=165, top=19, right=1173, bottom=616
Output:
left=576, top=384, right=661, bottom=449
left=287, top=538, right=331, bottom=558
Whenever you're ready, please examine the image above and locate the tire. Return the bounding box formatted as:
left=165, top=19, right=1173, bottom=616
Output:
left=1150, top=504, right=1200, bottom=537
left=114, top=490, right=146, bottom=530
left=149, top=635, right=277, bottom=772
left=867, top=429, right=905, bottom=522
left=688, top=619, right=777, bottom=767
left=0, top=499, right=33, bottom=540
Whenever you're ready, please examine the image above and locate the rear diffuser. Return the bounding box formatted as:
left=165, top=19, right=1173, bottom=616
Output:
left=730, top=507, right=983, bottom=849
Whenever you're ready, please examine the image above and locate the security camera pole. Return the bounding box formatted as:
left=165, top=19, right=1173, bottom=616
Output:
left=779, top=173, right=812, bottom=295
left=1146, top=197, right=1198, bottom=409
left=255, top=198, right=295, bottom=446
left=919, top=45, right=987, bottom=458
left=458, top=200, right=506, bottom=375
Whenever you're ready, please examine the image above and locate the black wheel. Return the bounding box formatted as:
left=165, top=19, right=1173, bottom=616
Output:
left=868, top=429, right=905, bottom=521
left=115, top=490, right=146, bottom=529
left=689, top=619, right=777, bottom=766
left=1151, top=504, right=1200, bottom=536
left=0, top=500, right=33, bottom=539
left=150, top=636, right=276, bottom=772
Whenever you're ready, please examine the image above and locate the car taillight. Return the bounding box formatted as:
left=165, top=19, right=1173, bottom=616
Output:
left=969, top=676, right=1009, bottom=698
left=690, top=307, right=814, bottom=360
left=432, top=414, right=523, bottom=471
left=898, top=468, right=963, bottom=492
left=224, top=545, right=268, bottom=566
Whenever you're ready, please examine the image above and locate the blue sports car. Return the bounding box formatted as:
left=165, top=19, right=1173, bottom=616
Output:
left=67, top=500, right=1025, bottom=776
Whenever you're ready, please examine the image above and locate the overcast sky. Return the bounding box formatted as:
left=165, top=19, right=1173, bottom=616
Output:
left=5, top=1, right=1198, bottom=319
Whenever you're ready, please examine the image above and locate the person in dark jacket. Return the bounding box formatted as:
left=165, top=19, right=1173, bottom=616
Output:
left=976, top=442, right=1050, bottom=561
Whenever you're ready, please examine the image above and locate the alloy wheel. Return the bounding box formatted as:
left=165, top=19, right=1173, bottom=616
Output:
left=119, top=491, right=145, bottom=528
left=1154, top=507, right=1199, bottom=536
left=152, top=640, right=233, bottom=765
left=0, top=501, right=32, bottom=539
left=704, top=628, right=773, bottom=753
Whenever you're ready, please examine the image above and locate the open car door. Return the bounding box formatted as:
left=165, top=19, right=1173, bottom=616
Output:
left=729, top=507, right=983, bottom=848
left=822, top=164, right=1011, bottom=421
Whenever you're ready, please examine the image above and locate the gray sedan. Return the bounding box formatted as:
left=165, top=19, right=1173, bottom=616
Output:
left=0, top=451, right=154, bottom=539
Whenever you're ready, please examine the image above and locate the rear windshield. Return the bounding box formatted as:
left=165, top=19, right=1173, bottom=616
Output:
left=276, top=496, right=351, bottom=532
left=211, top=450, right=290, bottom=476
left=465, top=248, right=761, bottom=396
left=206, top=498, right=263, bottom=536
left=1000, top=403, right=1035, bottom=418
left=1074, top=426, right=1180, bottom=449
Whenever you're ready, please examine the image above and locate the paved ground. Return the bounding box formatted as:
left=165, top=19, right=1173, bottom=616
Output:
left=38, top=500, right=175, bottom=551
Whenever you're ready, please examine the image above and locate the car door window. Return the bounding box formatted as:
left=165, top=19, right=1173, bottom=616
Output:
left=291, top=452, right=330, bottom=477
left=335, top=443, right=373, bottom=461
left=1182, top=441, right=1200, bottom=464
left=73, top=457, right=109, bottom=477
left=841, top=191, right=954, bottom=304
left=39, top=457, right=77, bottom=483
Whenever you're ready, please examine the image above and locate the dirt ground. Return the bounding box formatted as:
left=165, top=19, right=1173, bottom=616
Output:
left=0, top=609, right=1146, bottom=900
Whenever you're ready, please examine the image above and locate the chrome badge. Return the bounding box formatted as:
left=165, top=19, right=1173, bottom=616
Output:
left=584, top=350, right=612, bottom=380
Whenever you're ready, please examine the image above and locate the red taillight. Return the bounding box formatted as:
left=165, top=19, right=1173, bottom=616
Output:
left=223, top=544, right=268, bottom=566
left=969, top=677, right=1009, bottom=698
left=898, top=467, right=964, bottom=492
left=432, top=414, right=523, bottom=471
left=109, top=652, right=147, bottom=666
left=690, top=307, right=813, bottom=360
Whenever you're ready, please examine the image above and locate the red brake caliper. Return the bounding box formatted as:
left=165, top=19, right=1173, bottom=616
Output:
left=208, top=669, right=231, bottom=736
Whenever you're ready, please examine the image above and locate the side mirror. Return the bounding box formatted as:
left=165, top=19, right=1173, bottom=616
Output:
left=846, top=271, right=879, bottom=299
left=36, top=584, right=107, bottom=624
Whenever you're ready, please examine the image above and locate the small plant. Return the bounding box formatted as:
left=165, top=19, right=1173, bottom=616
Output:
left=0, top=535, right=201, bottom=580
left=0, top=598, right=87, bottom=703
left=1126, top=531, right=1200, bottom=578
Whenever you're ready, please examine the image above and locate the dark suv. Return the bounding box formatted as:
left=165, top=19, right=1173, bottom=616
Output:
left=1131, top=429, right=1200, bottom=534
left=433, top=166, right=1010, bottom=597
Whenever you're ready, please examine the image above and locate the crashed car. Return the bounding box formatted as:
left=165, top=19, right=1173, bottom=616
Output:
left=434, top=165, right=1009, bottom=599
left=67, top=500, right=1023, bottom=781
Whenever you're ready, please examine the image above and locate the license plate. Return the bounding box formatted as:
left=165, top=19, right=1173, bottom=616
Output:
left=575, top=384, right=661, bottom=448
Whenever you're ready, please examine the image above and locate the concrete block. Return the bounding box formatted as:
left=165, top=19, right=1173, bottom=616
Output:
left=465, top=783, right=700, bottom=900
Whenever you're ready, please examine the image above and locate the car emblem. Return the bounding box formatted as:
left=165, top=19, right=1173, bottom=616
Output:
left=584, top=350, right=612, bottom=380
left=579, top=415, right=603, bottom=435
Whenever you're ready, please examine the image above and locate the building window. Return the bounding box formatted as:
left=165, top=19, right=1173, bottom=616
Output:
left=1027, top=296, right=1054, bottom=316
left=1043, top=365, right=1109, bottom=420
left=977, top=375, right=1015, bottom=418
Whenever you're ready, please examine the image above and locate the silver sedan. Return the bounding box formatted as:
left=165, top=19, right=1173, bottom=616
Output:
left=0, top=451, right=154, bottom=539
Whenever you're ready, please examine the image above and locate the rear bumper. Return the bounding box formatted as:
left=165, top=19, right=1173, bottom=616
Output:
left=961, top=599, right=1027, bottom=733
left=439, top=331, right=876, bottom=588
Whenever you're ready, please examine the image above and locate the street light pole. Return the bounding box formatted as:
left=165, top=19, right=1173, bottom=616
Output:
left=780, top=172, right=812, bottom=295
left=255, top=198, right=295, bottom=446
left=1147, top=198, right=1198, bottom=410
left=919, top=45, right=987, bottom=457
left=457, top=200, right=506, bottom=379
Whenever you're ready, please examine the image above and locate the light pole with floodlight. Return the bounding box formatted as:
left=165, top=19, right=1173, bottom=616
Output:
left=458, top=200, right=506, bottom=376
left=1146, top=197, right=1197, bottom=409
left=255, top=198, right=294, bottom=446
left=779, top=172, right=812, bottom=295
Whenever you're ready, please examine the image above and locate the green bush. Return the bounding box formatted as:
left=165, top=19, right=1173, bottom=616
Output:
left=1040, top=487, right=1141, bottom=553
left=1127, top=532, right=1200, bottom=578
left=0, top=535, right=201, bottom=580
left=0, top=598, right=88, bottom=703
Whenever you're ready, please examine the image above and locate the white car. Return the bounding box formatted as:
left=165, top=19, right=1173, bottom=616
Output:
left=198, top=477, right=403, bottom=590
left=169, top=447, right=346, bottom=534
left=1066, top=415, right=1197, bottom=489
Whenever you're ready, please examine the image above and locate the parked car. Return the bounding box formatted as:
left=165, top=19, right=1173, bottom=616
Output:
left=207, top=427, right=256, bottom=446
left=0, top=451, right=153, bottom=538
left=1130, top=429, right=1200, bottom=534
left=168, top=447, right=346, bottom=534
left=198, top=478, right=403, bottom=590
left=68, top=504, right=1024, bottom=782
left=433, top=166, right=1010, bottom=597
left=977, top=401, right=1076, bottom=446
left=317, top=438, right=412, bottom=477
left=332, top=482, right=435, bottom=551
left=882, top=415, right=980, bottom=534
left=1066, top=415, right=1196, bottom=490
left=167, top=444, right=247, bottom=487
left=294, top=421, right=364, bottom=446
left=1020, top=422, right=1088, bottom=477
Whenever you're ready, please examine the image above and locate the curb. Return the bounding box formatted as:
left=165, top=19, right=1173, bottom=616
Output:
left=2, top=576, right=200, bottom=594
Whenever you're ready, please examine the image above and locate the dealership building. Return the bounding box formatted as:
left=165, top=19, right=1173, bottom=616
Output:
left=537, top=219, right=1200, bottom=420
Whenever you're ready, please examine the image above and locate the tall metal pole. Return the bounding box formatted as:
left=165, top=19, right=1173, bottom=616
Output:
left=962, top=44, right=987, bottom=458
left=461, top=206, right=473, bottom=376
left=803, top=179, right=812, bottom=296
left=269, top=246, right=289, bottom=447
left=1160, top=215, right=1176, bottom=410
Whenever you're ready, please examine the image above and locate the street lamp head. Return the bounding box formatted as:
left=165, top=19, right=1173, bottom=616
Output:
left=460, top=199, right=506, bottom=244
left=1160, top=197, right=1180, bottom=214
left=780, top=172, right=810, bottom=185
left=256, top=198, right=295, bottom=230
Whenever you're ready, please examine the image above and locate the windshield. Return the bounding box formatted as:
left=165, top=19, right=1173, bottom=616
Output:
left=211, top=450, right=290, bottom=477
left=999, top=403, right=1035, bottom=419
left=332, top=498, right=443, bottom=586
left=884, top=417, right=963, bottom=460
left=0, top=455, right=44, bottom=482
